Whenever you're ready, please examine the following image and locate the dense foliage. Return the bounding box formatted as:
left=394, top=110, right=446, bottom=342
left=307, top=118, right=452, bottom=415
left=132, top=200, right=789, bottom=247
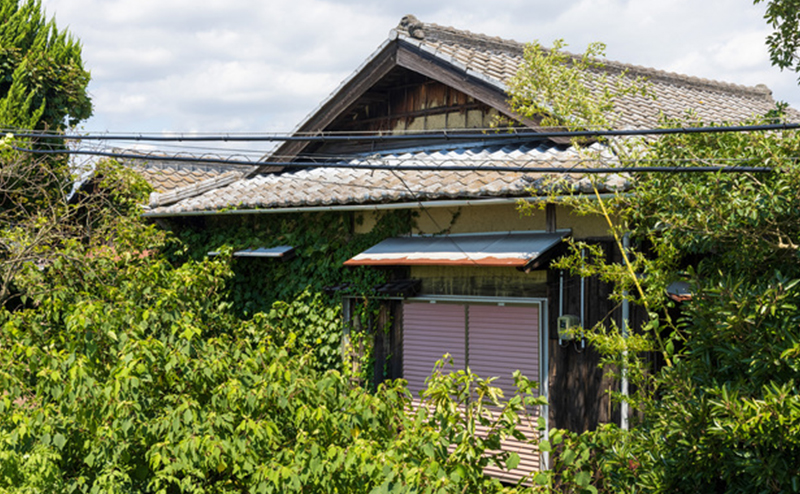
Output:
left=0, top=157, right=548, bottom=493
left=170, top=210, right=414, bottom=317
left=507, top=35, right=800, bottom=492
left=0, top=0, right=91, bottom=131
left=538, top=120, right=800, bottom=493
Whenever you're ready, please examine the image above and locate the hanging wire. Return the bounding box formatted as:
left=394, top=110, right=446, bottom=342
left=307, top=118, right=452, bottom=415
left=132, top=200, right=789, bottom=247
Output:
left=8, top=120, right=794, bottom=174
left=2, top=121, right=799, bottom=143
left=10, top=145, right=774, bottom=173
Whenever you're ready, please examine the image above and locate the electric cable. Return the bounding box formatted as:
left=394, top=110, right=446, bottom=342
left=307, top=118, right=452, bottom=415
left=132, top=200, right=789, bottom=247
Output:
left=9, top=146, right=775, bottom=173
left=2, top=121, right=799, bottom=143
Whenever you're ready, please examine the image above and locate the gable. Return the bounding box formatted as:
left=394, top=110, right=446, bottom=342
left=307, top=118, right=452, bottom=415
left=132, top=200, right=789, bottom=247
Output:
left=147, top=15, right=793, bottom=216
left=269, top=35, right=542, bottom=166
left=303, top=68, right=511, bottom=157
left=269, top=18, right=786, bottom=170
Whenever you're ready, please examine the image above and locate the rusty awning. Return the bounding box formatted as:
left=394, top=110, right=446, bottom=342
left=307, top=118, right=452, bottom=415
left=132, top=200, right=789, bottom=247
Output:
left=344, top=231, right=568, bottom=267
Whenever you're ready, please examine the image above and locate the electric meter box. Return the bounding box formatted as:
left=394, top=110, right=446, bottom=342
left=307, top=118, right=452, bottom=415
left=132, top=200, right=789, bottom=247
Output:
left=557, top=315, right=581, bottom=341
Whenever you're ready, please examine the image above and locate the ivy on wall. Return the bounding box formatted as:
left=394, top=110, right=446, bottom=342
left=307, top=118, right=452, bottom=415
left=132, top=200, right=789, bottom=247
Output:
left=167, top=210, right=415, bottom=316
left=164, top=209, right=415, bottom=383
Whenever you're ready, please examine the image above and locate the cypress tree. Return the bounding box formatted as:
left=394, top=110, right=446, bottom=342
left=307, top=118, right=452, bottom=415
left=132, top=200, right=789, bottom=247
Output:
left=0, top=0, right=92, bottom=132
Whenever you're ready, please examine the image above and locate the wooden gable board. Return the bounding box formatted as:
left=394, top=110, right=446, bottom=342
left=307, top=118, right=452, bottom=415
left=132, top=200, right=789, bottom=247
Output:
left=264, top=37, right=554, bottom=171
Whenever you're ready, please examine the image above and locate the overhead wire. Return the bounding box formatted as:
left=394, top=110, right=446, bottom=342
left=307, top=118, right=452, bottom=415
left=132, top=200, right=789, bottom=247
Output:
left=9, top=145, right=776, bottom=173
left=2, top=121, right=799, bottom=143
left=386, top=166, right=483, bottom=267
left=6, top=121, right=794, bottom=175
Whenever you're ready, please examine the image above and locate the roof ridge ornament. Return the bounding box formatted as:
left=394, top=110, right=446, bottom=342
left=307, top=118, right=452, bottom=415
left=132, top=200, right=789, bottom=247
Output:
left=398, top=14, right=425, bottom=40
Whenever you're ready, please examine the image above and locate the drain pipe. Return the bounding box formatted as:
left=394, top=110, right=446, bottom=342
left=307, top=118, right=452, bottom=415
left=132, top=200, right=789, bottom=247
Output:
left=621, top=233, right=630, bottom=430
left=580, top=248, right=586, bottom=349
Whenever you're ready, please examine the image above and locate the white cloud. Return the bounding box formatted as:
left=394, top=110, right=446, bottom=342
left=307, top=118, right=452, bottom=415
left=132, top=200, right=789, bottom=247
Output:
left=39, top=0, right=800, bottom=142
left=712, top=30, right=772, bottom=71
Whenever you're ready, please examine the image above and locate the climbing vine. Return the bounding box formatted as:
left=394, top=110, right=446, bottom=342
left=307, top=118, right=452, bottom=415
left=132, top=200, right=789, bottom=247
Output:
left=169, top=210, right=413, bottom=313
left=164, top=209, right=414, bottom=381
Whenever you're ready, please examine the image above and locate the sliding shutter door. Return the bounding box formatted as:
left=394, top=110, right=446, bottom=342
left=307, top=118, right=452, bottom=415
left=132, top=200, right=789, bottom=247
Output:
left=468, top=304, right=541, bottom=479
left=468, top=304, right=539, bottom=400
left=402, top=302, right=466, bottom=397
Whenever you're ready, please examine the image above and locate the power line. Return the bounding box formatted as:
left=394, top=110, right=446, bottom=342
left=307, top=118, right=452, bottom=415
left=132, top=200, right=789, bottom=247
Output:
left=4, top=122, right=800, bottom=143
left=11, top=146, right=774, bottom=173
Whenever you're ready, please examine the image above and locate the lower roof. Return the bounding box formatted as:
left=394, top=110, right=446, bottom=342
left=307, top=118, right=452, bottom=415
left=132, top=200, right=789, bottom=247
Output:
left=144, top=141, right=630, bottom=217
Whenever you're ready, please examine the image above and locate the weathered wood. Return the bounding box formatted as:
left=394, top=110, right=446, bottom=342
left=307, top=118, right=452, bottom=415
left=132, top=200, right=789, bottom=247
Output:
left=395, top=42, right=568, bottom=144
left=547, top=240, right=622, bottom=432
left=396, top=47, right=512, bottom=119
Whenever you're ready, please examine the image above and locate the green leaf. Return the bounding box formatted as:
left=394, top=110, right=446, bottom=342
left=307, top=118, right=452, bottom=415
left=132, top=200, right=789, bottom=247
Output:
left=560, top=447, right=577, bottom=465
left=52, top=433, right=66, bottom=450
left=539, top=439, right=552, bottom=453
left=575, top=470, right=591, bottom=488
left=506, top=452, right=520, bottom=470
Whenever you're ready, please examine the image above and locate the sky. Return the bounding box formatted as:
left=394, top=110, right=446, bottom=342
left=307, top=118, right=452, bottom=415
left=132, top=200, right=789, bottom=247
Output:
left=38, top=0, right=800, bottom=156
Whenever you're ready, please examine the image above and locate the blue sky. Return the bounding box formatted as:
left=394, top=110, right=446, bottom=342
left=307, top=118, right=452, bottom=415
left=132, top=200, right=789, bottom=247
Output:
left=41, top=0, right=800, bottom=150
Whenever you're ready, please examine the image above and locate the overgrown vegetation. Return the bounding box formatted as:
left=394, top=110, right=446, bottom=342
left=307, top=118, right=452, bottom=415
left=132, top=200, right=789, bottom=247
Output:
left=509, top=38, right=800, bottom=493
left=6, top=7, right=800, bottom=491
left=169, top=210, right=414, bottom=317
left=540, top=118, right=800, bottom=494
left=0, top=0, right=92, bottom=131
left=0, top=150, right=549, bottom=492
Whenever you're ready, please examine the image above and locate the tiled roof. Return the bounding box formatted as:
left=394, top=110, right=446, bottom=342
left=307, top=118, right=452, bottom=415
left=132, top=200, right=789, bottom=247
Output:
left=145, top=16, right=794, bottom=217
left=145, top=142, right=629, bottom=215
left=125, top=157, right=253, bottom=193
left=394, top=16, right=793, bottom=127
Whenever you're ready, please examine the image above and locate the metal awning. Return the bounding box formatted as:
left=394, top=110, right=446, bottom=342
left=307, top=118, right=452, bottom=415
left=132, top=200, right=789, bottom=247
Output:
left=344, top=231, right=568, bottom=267
left=208, top=246, right=295, bottom=260
left=233, top=246, right=295, bottom=258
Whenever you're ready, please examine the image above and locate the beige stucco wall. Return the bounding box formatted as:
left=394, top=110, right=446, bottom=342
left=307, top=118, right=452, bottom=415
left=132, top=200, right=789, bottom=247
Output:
left=355, top=202, right=613, bottom=239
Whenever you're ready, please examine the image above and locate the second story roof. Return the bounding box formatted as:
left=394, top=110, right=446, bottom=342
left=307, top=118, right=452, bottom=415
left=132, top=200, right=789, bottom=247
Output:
left=143, top=15, right=792, bottom=218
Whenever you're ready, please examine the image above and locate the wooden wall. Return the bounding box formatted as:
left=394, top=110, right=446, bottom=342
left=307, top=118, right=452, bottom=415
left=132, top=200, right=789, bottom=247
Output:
left=546, top=240, right=649, bottom=433
left=547, top=243, right=622, bottom=431
left=357, top=239, right=649, bottom=434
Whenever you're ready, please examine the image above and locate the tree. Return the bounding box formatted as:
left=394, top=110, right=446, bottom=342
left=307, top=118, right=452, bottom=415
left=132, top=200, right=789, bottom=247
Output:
left=0, top=0, right=92, bottom=131
left=507, top=39, right=800, bottom=493
left=755, top=0, right=800, bottom=81
left=756, top=0, right=800, bottom=75
left=0, top=151, right=548, bottom=492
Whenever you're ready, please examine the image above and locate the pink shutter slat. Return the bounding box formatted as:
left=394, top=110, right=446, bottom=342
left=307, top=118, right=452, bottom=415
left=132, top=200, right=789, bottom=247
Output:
left=403, top=302, right=466, bottom=397
left=402, top=301, right=543, bottom=479
left=469, top=304, right=542, bottom=480
left=468, top=305, right=539, bottom=400
left=478, top=417, right=541, bottom=482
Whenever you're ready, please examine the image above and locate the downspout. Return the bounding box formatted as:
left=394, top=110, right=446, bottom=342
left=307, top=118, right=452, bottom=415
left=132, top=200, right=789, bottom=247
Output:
left=541, top=301, right=550, bottom=470
left=580, top=248, right=586, bottom=349
left=621, top=233, right=630, bottom=430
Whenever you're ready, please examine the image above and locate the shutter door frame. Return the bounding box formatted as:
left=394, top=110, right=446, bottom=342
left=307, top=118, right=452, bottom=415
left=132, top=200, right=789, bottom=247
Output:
left=402, top=296, right=549, bottom=475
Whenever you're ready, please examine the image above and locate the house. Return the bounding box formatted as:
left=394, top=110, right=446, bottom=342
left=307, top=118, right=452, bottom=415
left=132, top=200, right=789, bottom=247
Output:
left=141, top=15, right=787, bottom=475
